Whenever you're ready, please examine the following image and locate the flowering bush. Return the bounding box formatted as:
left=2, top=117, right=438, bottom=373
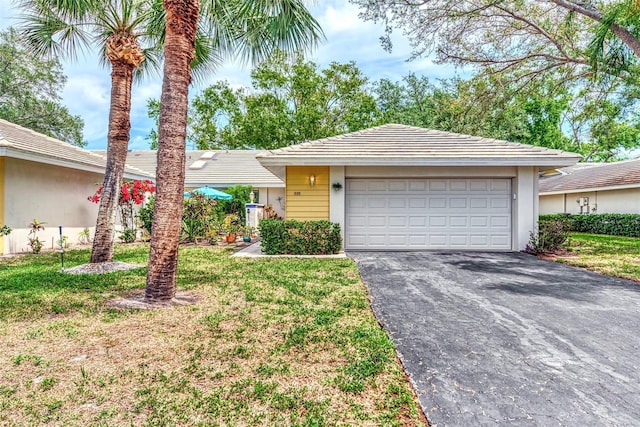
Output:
left=88, top=179, right=155, bottom=243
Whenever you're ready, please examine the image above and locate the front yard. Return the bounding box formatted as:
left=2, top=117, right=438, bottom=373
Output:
left=0, top=246, right=424, bottom=426
left=551, top=233, right=640, bottom=282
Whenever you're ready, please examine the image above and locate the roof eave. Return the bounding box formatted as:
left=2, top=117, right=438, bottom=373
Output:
left=257, top=156, right=581, bottom=168
left=540, top=182, right=640, bottom=195
left=184, top=181, right=285, bottom=188
left=1, top=147, right=153, bottom=179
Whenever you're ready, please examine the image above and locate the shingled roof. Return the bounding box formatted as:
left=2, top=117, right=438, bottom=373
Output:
left=256, top=124, right=581, bottom=168
left=97, top=150, right=284, bottom=188
left=539, top=158, right=640, bottom=194
left=0, top=119, right=151, bottom=178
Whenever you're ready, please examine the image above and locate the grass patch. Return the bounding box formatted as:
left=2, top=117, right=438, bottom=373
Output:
left=0, top=245, right=424, bottom=426
left=555, top=233, right=640, bottom=281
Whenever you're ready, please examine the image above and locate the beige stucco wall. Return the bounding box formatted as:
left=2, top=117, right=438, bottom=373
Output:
left=256, top=186, right=285, bottom=218
left=539, top=194, right=566, bottom=214
left=341, top=165, right=537, bottom=251
left=3, top=158, right=101, bottom=254
left=514, top=167, right=537, bottom=250
left=540, top=188, right=640, bottom=214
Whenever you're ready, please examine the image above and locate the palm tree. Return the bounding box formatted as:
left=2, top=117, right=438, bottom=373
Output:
left=17, top=0, right=161, bottom=263
left=145, top=0, right=323, bottom=301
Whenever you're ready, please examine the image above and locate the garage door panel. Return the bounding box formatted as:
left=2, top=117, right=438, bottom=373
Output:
left=491, top=235, right=511, bottom=246
left=367, top=181, right=387, bottom=191
left=387, top=216, right=406, bottom=227
left=450, top=216, right=467, bottom=227
left=491, top=216, right=510, bottom=227
left=470, top=217, right=488, bottom=227
left=470, top=180, right=489, bottom=191
left=388, top=198, right=406, bottom=208
left=368, top=198, right=386, bottom=208
left=429, top=198, right=447, bottom=208
left=368, top=216, right=386, bottom=227
left=348, top=180, right=367, bottom=191
left=450, top=235, right=470, bottom=246
left=409, top=181, right=427, bottom=191
left=449, top=180, right=468, bottom=191
left=450, top=198, right=467, bottom=208
left=346, top=178, right=512, bottom=250
left=389, top=181, right=407, bottom=191
left=491, top=179, right=510, bottom=191
left=429, top=180, right=447, bottom=191
left=491, top=198, right=510, bottom=209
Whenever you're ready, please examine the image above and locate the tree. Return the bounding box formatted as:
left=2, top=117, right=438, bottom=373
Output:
left=18, top=0, right=161, bottom=264
left=374, top=71, right=639, bottom=160
left=0, top=28, right=84, bottom=146
left=146, top=0, right=323, bottom=301
left=351, top=0, right=640, bottom=84
left=351, top=0, right=640, bottom=158
left=147, top=51, right=379, bottom=150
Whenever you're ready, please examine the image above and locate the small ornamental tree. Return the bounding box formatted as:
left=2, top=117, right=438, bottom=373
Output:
left=88, top=179, right=155, bottom=243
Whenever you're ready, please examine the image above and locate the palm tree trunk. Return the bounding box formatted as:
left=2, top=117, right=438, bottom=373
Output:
left=145, top=0, right=200, bottom=300
left=90, top=62, right=134, bottom=263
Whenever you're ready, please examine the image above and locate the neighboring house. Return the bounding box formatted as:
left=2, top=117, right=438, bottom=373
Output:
left=0, top=119, right=151, bottom=255
left=109, top=150, right=286, bottom=217
left=257, top=124, right=580, bottom=251
left=539, top=158, right=640, bottom=215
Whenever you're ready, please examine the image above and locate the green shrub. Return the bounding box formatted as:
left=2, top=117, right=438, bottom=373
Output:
left=525, top=219, right=570, bottom=254
left=215, top=185, right=253, bottom=223
left=539, top=213, right=640, bottom=238
left=138, top=195, right=155, bottom=236
left=570, top=214, right=640, bottom=237
left=259, top=219, right=342, bottom=255
left=182, top=192, right=220, bottom=243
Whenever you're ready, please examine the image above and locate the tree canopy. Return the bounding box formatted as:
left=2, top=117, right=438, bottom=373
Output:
left=0, top=28, right=84, bottom=146
left=148, top=51, right=379, bottom=150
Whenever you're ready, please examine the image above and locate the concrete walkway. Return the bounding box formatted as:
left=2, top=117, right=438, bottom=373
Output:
left=233, top=241, right=346, bottom=258
left=350, top=251, right=640, bottom=426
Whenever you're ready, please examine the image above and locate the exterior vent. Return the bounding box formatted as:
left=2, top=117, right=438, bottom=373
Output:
left=200, top=151, right=216, bottom=160
left=189, top=160, right=207, bottom=170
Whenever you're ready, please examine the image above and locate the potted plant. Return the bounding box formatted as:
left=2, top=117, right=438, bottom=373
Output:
left=241, top=226, right=254, bottom=242
left=223, top=214, right=241, bottom=243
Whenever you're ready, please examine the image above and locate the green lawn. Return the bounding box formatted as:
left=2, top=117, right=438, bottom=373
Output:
left=554, top=233, right=640, bottom=282
left=0, top=245, right=425, bottom=426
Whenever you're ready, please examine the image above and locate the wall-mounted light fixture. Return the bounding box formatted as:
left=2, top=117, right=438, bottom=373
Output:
left=309, top=174, right=316, bottom=187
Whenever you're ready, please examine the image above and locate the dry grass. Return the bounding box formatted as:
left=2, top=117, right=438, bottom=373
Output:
left=0, top=245, right=425, bottom=426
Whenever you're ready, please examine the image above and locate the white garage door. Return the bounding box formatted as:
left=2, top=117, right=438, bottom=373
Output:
left=345, top=178, right=512, bottom=250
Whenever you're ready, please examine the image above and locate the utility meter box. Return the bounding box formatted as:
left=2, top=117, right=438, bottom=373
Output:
left=245, top=203, right=265, bottom=228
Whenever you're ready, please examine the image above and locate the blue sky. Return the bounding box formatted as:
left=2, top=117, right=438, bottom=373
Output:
left=1, top=1, right=465, bottom=150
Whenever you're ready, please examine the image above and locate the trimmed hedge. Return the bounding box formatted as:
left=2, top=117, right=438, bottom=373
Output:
left=539, top=213, right=640, bottom=238
left=259, top=219, right=342, bottom=255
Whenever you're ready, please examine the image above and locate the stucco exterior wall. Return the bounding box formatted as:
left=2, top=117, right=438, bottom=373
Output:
left=0, top=157, right=5, bottom=254
left=3, top=158, right=101, bottom=254
left=285, top=166, right=330, bottom=220
left=256, top=186, right=285, bottom=218
left=540, top=188, right=640, bottom=214
left=329, top=166, right=346, bottom=242
left=514, top=167, right=537, bottom=250
left=539, top=194, right=566, bottom=214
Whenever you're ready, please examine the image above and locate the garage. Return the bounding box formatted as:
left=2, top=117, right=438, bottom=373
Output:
left=345, top=178, right=512, bottom=250
left=256, top=123, right=581, bottom=251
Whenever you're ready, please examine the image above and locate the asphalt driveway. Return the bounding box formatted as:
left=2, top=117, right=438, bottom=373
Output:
left=350, top=251, right=640, bottom=426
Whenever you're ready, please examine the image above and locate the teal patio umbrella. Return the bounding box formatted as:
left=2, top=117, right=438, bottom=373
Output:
left=184, top=187, right=233, bottom=200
